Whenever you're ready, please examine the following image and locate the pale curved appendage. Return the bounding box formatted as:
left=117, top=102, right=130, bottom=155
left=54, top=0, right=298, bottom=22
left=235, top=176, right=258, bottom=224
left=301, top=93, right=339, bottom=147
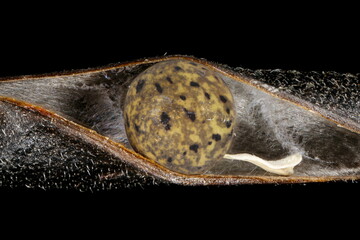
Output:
left=223, top=153, right=302, bottom=176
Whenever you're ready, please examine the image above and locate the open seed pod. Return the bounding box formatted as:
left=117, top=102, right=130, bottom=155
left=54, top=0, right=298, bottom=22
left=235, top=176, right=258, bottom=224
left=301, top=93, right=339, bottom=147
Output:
left=0, top=55, right=359, bottom=191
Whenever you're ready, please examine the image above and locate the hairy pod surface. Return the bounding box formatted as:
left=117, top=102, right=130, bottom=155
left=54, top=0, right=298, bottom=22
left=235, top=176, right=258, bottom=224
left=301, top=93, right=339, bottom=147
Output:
left=0, top=55, right=359, bottom=190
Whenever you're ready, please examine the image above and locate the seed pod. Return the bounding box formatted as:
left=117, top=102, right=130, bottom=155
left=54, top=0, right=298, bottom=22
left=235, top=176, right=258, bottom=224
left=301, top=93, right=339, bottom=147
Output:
left=0, top=55, right=358, bottom=191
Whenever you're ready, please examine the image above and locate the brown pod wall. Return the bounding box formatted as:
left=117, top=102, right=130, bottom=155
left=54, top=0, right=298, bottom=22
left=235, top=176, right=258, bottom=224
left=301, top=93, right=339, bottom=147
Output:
left=0, top=55, right=359, bottom=191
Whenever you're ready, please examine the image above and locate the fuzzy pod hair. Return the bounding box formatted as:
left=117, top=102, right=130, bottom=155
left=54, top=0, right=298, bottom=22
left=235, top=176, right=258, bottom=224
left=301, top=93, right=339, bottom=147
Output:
left=0, top=55, right=359, bottom=191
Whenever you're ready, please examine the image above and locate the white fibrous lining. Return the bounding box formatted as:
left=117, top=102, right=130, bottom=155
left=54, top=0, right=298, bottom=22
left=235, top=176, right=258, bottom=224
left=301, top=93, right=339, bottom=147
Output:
left=226, top=76, right=308, bottom=154
left=0, top=73, right=131, bottom=146
left=0, top=70, right=359, bottom=177
left=221, top=75, right=360, bottom=176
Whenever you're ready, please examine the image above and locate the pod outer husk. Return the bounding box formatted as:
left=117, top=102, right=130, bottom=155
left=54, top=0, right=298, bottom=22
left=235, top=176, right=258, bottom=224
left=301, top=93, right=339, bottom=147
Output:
left=0, top=55, right=359, bottom=190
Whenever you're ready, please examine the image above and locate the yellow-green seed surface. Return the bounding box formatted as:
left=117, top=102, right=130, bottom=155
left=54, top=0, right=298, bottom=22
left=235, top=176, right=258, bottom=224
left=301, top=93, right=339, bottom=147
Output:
left=123, top=59, right=236, bottom=174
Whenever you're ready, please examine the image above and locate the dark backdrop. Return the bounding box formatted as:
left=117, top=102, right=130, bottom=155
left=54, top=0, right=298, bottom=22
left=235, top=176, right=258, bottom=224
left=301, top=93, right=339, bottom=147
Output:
left=1, top=28, right=358, bottom=77
left=1, top=5, right=358, bottom=77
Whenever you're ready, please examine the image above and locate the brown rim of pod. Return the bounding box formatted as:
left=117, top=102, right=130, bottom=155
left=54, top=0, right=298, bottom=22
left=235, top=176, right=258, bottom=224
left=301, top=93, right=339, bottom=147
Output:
left=0, top=55, right=359, bottom=189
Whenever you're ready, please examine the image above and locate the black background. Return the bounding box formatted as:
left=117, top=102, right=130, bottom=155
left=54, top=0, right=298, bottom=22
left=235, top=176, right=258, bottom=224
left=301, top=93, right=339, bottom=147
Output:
left=1, top=4, right=359, bottom=77
left=1, top=24, right=358, bottom=77
left=0, top=4, right=358, bottom=215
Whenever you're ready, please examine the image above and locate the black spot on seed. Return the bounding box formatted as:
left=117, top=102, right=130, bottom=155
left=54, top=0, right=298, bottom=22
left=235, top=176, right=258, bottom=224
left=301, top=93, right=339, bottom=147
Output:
left=189, top=62, right=198, bottom=66
left=225, top=120, right=232, bottom=128
left=212, top=134, right=221, bottom=141
left=190, top=81, right=200, bottom=87
left=204, top=92, right=211, bottom=100
left=219, top=95, right=227, bottom=103
left=167, top=157, right=173, bottom=163
left=166, top=76, right=173, bottom=84
left=208, top=141, right=212, bottom=145
left=183, top=151, right=187, bottom=156
left=180, top=95, right=186, bottom=100
left=226, top=108, right=230, bottom=114
left=160, top=112, right=171, bottom=130
left=189, top=144, right=199, bottom=153
left=183, top=108, right=196, bottom=122
left=155, top=83, right=163, bottom=93
left=174, top=66, right=182, bottom=71
left=125, top=114, right=130, bottom=128
left=136, top=79, right=145, bottom=93
left=134, top=123, right=140, bottom=132
left=214, top=76, right=221, bottom=82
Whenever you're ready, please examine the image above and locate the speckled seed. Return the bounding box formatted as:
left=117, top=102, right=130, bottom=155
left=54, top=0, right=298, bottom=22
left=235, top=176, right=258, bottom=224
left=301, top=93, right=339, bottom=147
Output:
left=123, top=59, right=236, bottom=174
